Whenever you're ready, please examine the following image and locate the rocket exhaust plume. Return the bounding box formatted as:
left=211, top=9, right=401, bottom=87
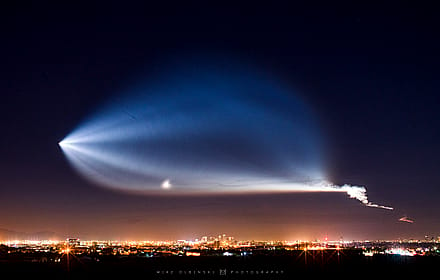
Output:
left=58, top=58, right=394, bottom=211
left=204, top=179, right=394, bottom=210
left=316, top=181, right=394, bottom=210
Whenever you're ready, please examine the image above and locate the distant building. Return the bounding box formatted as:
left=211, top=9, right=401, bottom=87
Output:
left=67, top=238, right=80, bottom=247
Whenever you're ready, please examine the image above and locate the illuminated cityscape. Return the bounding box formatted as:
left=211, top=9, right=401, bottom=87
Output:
left=2, top=234, right=439, bottom=278
left=2, top=234, right=440, bottom=259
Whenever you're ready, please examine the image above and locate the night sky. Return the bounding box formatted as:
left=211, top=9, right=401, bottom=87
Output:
left=1, top=2, right=439, bottom=241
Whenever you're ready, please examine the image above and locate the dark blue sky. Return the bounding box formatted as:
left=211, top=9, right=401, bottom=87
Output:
left=1, top=2, right=439, bottom=240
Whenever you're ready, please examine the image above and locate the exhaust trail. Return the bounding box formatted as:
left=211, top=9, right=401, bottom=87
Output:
left=58, top=58, right=393, bottom=211
left=212, top=179, right=393, bottom=210
left=318, top=181, right=394, bottom=210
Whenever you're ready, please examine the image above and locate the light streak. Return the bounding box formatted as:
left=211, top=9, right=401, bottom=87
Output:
left=398, top=216, right=414, bottom=223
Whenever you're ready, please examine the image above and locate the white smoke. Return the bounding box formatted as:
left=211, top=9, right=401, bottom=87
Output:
left=316, top=181, right=393, bottom=210
left=201, top=179, right=394, bottom=211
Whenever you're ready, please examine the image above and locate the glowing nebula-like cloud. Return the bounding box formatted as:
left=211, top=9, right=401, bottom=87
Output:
left=59, top=60, right=392, bottom=210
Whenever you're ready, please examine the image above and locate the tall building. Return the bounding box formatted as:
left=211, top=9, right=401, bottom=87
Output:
left=67, top=238, right=80, bottom=247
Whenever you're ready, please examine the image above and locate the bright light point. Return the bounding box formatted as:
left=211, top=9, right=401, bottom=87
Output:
left=58, top=139, right=76, bottom=149
left=161, top=179, right=171, bottom=189
left=58, top=140, right=72, bottom=148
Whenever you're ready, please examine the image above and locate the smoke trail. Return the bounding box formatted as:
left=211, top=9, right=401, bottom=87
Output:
left=198, top=179, right=393, bottom=210
left=316, top=181, right=394, bottom=210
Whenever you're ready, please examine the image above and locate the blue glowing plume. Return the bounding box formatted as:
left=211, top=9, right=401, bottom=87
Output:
left=59, top=60, right=392, bottom=210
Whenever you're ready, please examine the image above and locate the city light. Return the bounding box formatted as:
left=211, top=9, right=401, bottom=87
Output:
left=1, top=235, right=438, bottom=259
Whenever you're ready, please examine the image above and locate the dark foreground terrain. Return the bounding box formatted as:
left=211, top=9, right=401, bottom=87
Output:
left=1, top=250, right=438, bottom=279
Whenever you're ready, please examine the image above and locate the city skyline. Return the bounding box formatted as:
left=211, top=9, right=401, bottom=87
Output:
left=2, top=232, right=440, bottom=244
left=2, top=234, right=439, bottom=263
left=1, top=3, right=440, bottom=241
